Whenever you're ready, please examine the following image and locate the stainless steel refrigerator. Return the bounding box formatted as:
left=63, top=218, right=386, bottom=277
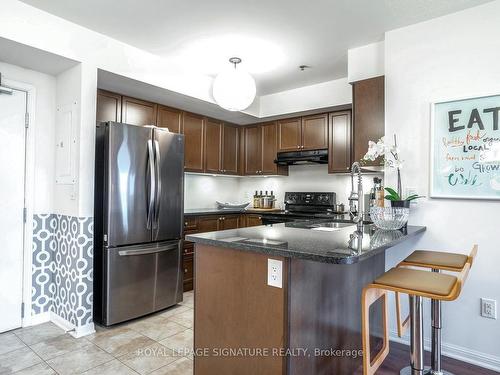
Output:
left=94, top=121, right=184, bottom=326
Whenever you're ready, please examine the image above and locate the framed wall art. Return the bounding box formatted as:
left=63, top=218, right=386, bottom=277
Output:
left=430, top=94, right=500, bottom=199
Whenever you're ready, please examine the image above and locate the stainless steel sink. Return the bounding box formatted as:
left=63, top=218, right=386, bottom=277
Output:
left=309, top=222, right=355, bottom=231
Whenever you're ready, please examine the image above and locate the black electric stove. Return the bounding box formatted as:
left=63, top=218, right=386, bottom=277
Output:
left=260, top=192, right=346, bottom=225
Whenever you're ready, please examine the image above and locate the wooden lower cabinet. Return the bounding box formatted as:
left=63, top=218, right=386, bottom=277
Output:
left=194, top=244, right=385, bottom=374
left=245, top=214, right=263, bottom=227
left=182, top=213, right=245, bottom=291
left=195, top=245, right=287, bottom=374
left=182, top=253, right=194, bottom=292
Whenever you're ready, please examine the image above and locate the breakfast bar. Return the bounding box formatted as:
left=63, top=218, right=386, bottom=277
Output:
left=187, top=222, right=426, bottom=374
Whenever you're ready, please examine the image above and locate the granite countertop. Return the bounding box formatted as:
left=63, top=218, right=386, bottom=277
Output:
left=184, top=208, right=246, bottom=216
left=184, top=208, right=353, bottom=222
left=186, top=221, right=426, bottom=264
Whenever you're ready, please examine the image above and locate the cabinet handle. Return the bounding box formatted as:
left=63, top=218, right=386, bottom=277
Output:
left=297, top=145, right=300, bottom=149
left=184, top=222, right=188, bottom=226
left=184, top=268, right=188, bottom=273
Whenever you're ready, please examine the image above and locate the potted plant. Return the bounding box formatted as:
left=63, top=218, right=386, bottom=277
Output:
left=363, top=135, right=422, bottom=207
left=384, top=187, right=421, bottom=208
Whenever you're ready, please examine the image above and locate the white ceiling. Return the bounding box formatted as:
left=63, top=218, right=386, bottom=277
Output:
left=21, top=0, right=492, bottom=95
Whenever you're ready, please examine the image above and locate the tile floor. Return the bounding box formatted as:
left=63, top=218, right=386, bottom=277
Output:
left=0, top=292, right=194, bottom=375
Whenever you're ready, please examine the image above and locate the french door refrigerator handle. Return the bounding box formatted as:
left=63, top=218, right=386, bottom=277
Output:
left=118, top=243, right=178, bottom=256
left=154, top=139, right=162, bottom=228
left=147, top=139, right=156, bottom=230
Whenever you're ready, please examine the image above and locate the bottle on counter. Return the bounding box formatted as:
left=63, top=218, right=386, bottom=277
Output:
left=373, top=177, right=384, bottom=207
left=253, top=191, right=261, bottom=208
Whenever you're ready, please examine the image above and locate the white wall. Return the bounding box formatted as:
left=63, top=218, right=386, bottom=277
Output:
left=0, top=60, right=56, bottom=213
left=347, top=41, right=385, bottom=82
left=258, top=78, right=352, bottom=118
left=54, top=64, right=82, bottom=216
left=239, top=165, right=379, bottom=208
left=184, top=174, right=241, bottom=209
left=184, top=165, right=380, bottom=210
left=384, top=0, right=500, bottom=368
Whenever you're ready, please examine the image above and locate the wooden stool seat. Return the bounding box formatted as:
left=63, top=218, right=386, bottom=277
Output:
left=401, top=250, right=468, bottom=271
left=375, top=267, right=458, bottom=297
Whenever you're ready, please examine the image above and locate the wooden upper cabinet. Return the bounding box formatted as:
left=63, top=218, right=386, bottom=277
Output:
left=278, top=118, right=302, bottom=151
left=121, top=96, right=157, bottom=126
left=352, top=76, right=384, bottom=166
left=96, top=90, right=122, bottom=123
left=183, top=113, right=205, bottom=172
left=244, top=126, right=261, bottom=175
left=328, top=111, right=352, bottom=173
left=156, top=105, right=182, bottom=133
left=261, top=122, right=279, bottom=175
left=222, top=124, right=239, bottom=175
left=204, top=119, right=223, bottom=174
left=302, top=114, right=328, bottom=150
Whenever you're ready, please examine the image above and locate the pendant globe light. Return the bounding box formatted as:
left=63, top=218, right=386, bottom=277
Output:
left=213, top=57, right=256, bottom=111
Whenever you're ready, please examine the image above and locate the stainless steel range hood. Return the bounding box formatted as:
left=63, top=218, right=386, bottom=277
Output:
left=274, top=149, right=328, bottom=166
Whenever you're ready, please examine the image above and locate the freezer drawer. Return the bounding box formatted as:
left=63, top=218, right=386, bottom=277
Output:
left=104, top=240, right=182, bottom=325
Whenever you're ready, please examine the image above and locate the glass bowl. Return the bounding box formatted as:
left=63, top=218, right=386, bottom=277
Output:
left=369, top=207, right=409, bottom=230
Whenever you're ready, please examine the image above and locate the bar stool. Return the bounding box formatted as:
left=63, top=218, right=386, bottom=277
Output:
left=395, top=245, right=478, bottom=375
left=362, top=257, right=472, bottom=375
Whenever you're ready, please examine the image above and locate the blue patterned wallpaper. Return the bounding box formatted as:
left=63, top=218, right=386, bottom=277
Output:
left=32, top=214, right=93, bottom=328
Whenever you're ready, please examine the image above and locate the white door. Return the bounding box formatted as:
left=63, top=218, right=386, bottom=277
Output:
left=0, top=86, right=27, bottom=332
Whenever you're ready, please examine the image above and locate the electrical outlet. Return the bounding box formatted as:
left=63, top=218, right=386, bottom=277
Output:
left=267, top=259, right=282, bottom=288
left=481, top=298, right=497, bottom=319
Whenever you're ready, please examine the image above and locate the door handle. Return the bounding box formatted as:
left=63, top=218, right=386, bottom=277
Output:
left=147, top=139, right=156, bottom=230
left=154, top=139, right=161, bottom=229
left=118, top=243, right=178, bottom=256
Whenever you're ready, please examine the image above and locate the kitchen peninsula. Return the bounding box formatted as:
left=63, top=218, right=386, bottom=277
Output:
left=186, top=222, right=426, bottom=374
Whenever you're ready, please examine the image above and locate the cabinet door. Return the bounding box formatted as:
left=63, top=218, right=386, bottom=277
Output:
left=96, top=90, right=121, bottom=123
left=302, top=114, right=328, bottom=150
left=157, top=105, right=182, bottom=133
left=197, top=216, right=220, bottom=233
left=246, top=214, right=262, bottom=227
left=278, top=118, right=302, bottom=151
left=183, top=254, right=194, bottom=292
left=121, top=96, right=157, bottom=126
left=261, top=122, right=278, bottom=175
left=222, top=124, right=239, bottom=175
left=328, top=111, right=352, bottom=173
left=352, top=76, right=384, bottom=166
left=183, top=113, right=205, bottom=172
left=222, top=215, right=239, bottom=230
left=244, top=126, right=262, bottom=175
left=204, top=120, right=223, bottom=174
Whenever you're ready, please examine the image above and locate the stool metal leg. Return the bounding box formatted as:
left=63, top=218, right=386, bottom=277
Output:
left=426, top=269, right=454, bottom=375
left=401, top=295, right=424, bottom=375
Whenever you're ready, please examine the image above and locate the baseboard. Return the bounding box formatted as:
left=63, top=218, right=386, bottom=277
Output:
left=390, top=330, right=500, bottom=372
left=50, top=312, right=75, bottom=332
left=69, top=322, right=95, bottom=338
left=30, top=312, right=51, bottom=326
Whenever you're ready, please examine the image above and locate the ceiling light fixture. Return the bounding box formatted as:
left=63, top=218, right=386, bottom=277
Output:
left=213, top=57, right=256, bottom=112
